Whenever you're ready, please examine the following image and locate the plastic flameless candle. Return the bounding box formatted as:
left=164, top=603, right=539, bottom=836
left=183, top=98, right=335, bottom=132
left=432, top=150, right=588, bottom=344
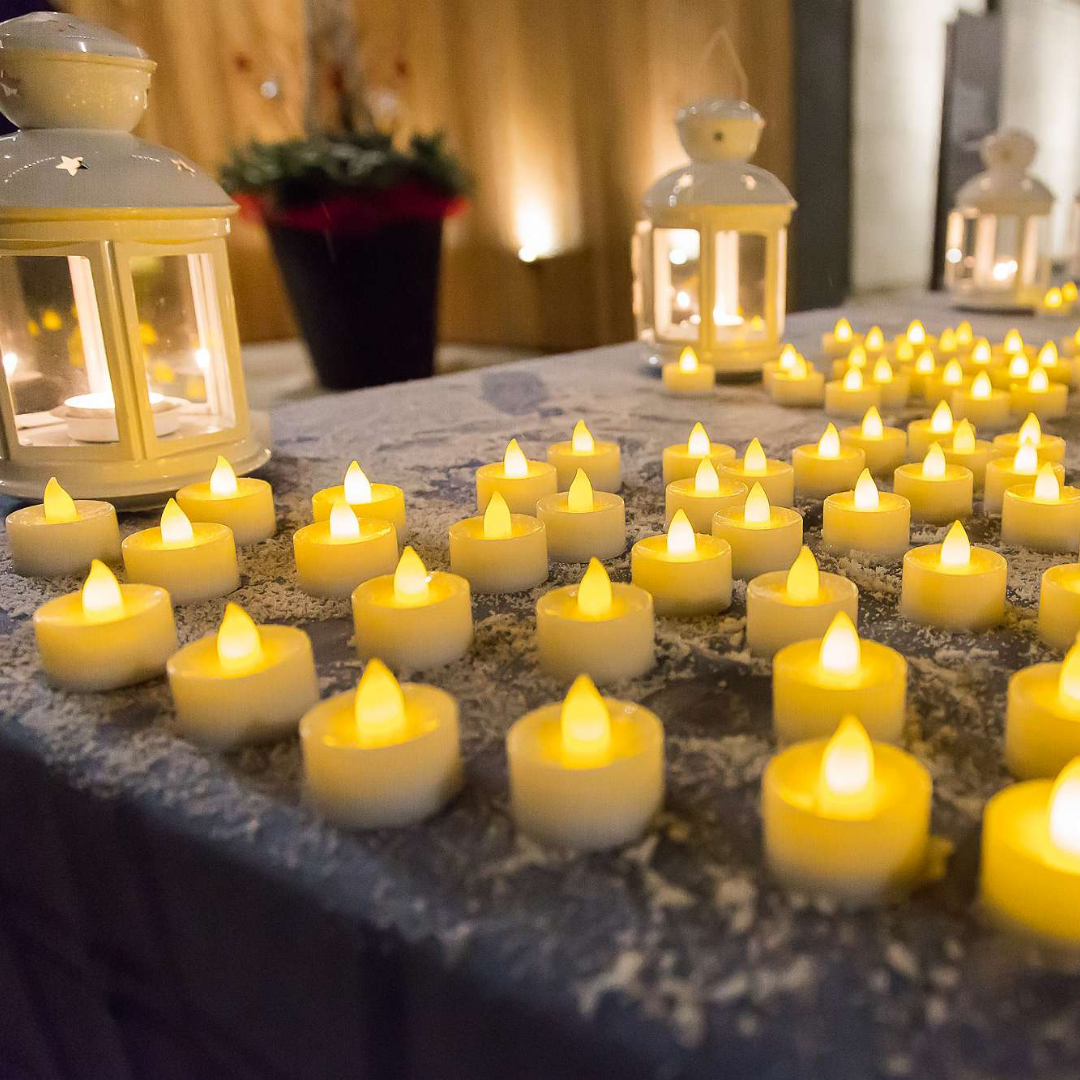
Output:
left=507, top=674, right=664, bottom=850
left=300, top=659, right=462, bottom=829
left=992, top=351, right=1030, bottom=392
left=175, top=457, right=276, bottom=546
left=1011, top=366, right=1068, bottom=419
left=822, top=317, right=862, bottom=358
left=167, top=602, right=319, bottom=749
left=712, top=482, right=804, bottom=580
left=661, top=422, right=736, bottom=485
left=1039, top=563, right=1080, bottom=649
left=999, top=328, right=1028, bottom=360
left=822, top=470, right=910, bottom=560
left=825, top=366, right=882, bottom=418
left=476, top=438, right=558, bottom=514
left=792, top=423, right=866, bottom=500
left=907, top=350, right=937, bottom=397
left=1035, top=341, right=1073, bottom=385
left=536, top=469, right=626, bottom=563
left=662, top=345, right=715, bottom=395
left=894, top=339, right=916, bottom=367
left=448, top=492, right=548, bottom=593
left=536, top=558, right=655, bottom=684
left=956, top=321, right=974, bottom=351
left=984, top=444, right=1063, bottom=515
left=762, top=715, right=935, bottom=908
left=745, top=546, right=858, bottom=657
left=6, top=476, right=120, bottom=578
left=34, top=560, right=177, bottom=690
left=952, top=371, right=1010, bottom=430
left=927, top=357, right=969, bottom=405
left=962, top=337, right=993, bottom=375
left=993, top=413, right=1066, bottom=466
left=893, top=443, right=973, bottom=524
left=769, top=351, right=825, bottom=406
left=901, top=521, right=1006, bottom=630
left=1001, top=464, right=1080, bottom=553
left=839, top=407, right=907, bottom=476
left=311, top=461, right=406, bottom=531
left=1005, top=641, right=1080, bottom=779
left=907, top=400, right=956, bottom=459
left=122, top=499, right=239, bottom=604
left=293, top=497, right=399, bottom=598
left=631, top=509, right=732, bottom=616
left=717, top=438, right=795, bottom=507
left=546, top=420, right=622, bottom=491
left=762, top=343, right=799, bottom=391
left=831, top=344, right=868, bottom=381
left=870, top=357, right=909, bottom=408
left=351, top=547, right=473, bottom=670
left=942, top=420, right=995, bottom=489
left=864, top=325, right=886, bottom=355
left=937, top=327, right=958, bottom=358
left=665, top=457, right=748, bottom=533
left=905, top=319, right=933, bottom=352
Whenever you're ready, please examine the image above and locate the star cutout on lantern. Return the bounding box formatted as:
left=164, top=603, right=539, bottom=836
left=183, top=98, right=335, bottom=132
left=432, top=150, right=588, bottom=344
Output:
left=55, top=155, right=87, bottom=176
left=171, top=158, right=196, bottom=175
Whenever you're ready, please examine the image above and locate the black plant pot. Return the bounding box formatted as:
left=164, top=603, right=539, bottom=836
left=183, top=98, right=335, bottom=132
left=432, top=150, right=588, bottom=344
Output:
left=266, top=217, right=444, bottom=391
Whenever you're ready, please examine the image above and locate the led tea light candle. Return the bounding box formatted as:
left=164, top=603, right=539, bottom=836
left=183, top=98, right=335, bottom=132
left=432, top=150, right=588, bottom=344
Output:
left=1001, top=464, right=1080, bottom=553
left=312, top=461, right=406, bottom=531
left=300, top=659, right=462, bottom=829
left=1010, top=366, right=1068, bottom=420
left=507, top=674, right=664, bottom=850
left=997, top=327, right=1030, bottom=361
left=546, top=420, right=621, bottom=492
left=762, top=715, right=934, bottom=908
left=1039, top=563, right=1080, bottom=649
left=936, top=326, right=958, bottom=359
left=955, top=320, right=974, bottom=351
left=664, top=457, right=747, bottom=533
left=476, top=438, right=558, bottom=515
left=536, top=558, right=654, bottom=684
left=662, top=345, right=714, bottom=395
left=122, top=499, right=239, bottom=604
left=822, top=317, right=861, bottom=358
left=167, top=603, right=319, bottom=749
left=926, top=357, right=969, bottom=404
left=1035, top=341, right=1072, bottom=385
left=712, top=482, right=803, bottom=580
left=448, top=492, right=547, bottom=594
left=992, top=413, right=1066, bottom=465
left=992, top=351, right=1030, bottom=392
left=1040, top=286, right=1065, bottom=314
left=901, top=521, right=1006, bottom=630
left=1006, top=642, right=1080, bottom=780
left=717, top=438, right=795, bottom=507
left=893, top=338, right=916, bottom=368
left=770, top=352, right=825, bottom=406
left=839, top=407, right=906, bottom=476
left=830, top=344, right=868, bottom=381
left=870, top=357, right=909, bottom=408
left=293, top=497, right=399, bottom=598
left=951, top=371, right=1010, bottom=431
left=864, top=325, right=886, bottom=355
left=34, top=560, right=177, bottom=690
left=825, top=366, right=881, bottom=418
left=984, top=444, right=1063, bottom=515
left=907, top=350, right=936, bottom=398
left=7, top=477, right=120, bottom=578
left=1064, top=282, right=1079, bottom=305
left=661, top=422, right=736, bottom=485
left=960, top=337, right=993, bottom=375
left=536, top=470, right=626, bottom=563
left=893, top=443, right=973, bottom=524
left=175, top=457, right=276, bottom=546
left=1061, top=326, right=1080, bottom=358
left=980, top=759, right=1080, bottom=948
left=903, top=318, right=934, bottom=353
left=792, top=423, right=866, bottom=500
left=942, top=420, right=995, bottom=489
left=631, top=510, right=731, bottom=616
left=907, top=400, right=955, bottom=460
left=822, top=470, right=910, bottom=560
left=745, top=546, right=858, bottom=657
left=773, top=613, right=907, bottom=743
left=762, top=343, right=799, bottom=392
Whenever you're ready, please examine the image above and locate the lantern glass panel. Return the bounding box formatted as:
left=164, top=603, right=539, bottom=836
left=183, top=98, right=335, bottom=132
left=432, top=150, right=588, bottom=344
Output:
left=713, top=231, right=768, bottom=344
left=652, top=227, right=701, bottom=342
left=945, top=211, right=976, bottom=283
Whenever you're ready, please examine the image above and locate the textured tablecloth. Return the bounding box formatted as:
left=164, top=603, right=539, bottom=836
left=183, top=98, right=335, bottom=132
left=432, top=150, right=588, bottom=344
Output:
left=3, top=292, right=1080, bottom=1080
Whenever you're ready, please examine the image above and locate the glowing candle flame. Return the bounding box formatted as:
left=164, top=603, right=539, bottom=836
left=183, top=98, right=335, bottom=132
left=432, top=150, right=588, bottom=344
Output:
left=790, top=354, right=809, bottom=379
left=694, top=457, right=721, bottom=494
left=940, top=521, right=971, bottom=567
left=972, top=339, right=991, bottom=365
left=743, top=438, right=768, bottom=474
left=896, top=340, right=915, bottom=363
left=744, top=482, right=771, bottom=524
left=778, top=344, right=797, bottom=372
left=393, top=546, right=430, bottom=603
left=43, top=476, right=78, bottom=524
left=843, top=367, right=863, bottom=391
left=1028, top=367, right=1050, bottom=392
left=939, top=327, right=957, bottom=352
left=819, top=611, right=860, bottom=676
left=1038, top=342, right=1059, bottom=368
left=785, top=546, right=820, bottom=602
left=906, top=320, right=926, bottom=346
left=687, top=422, right=711, bottom=456
left=952, top=420, right=976, bottom=453
left=1004, top=329, right=1024, bottom=355
left=848, top=346, right=867, bottom=370
left=209, top=455, right=238, bottom=497
left=1034, top=462, right=1061, bottom=502
left=922, top=442, right=947, bottom=479
left=503, top=438, right=529, bottom=479
left=1018, top=413, right=1042, bottom=446
left=942, top=359, right=963, bottom=386
left=817, top=423, right=841, bottom=458
left=81, top=559, right=124, bottom=621
left=1008, top=354, right=1030, bottom=381
left=194, top=346, right=211, bottom=371
left=861, top=406, right=884, bottom=439
left=560, top=674, right=611, bottom=767
left=160, top=498, right=194, bottom=545
left=216, top=602, right=263, bottom=675
left=329, top=496, right=361, bottom=540
left=344, top=461, right=372, bottom=504
left=915, top=350, right=935, bottom=375
left=819, top=716, right=875, bottom=810
left=577, top=557, right=612, bottom=617
left=930, top=400, right=953, bottom=434
left=678, top=347, right=699, bottom=373
left=1064, top=283, right=1078, bottom=303
left=666, top=509, right=696, bottom=556
left=956, top=320, right=973, bottom=346
left=571, top=419, right=595, bottom=453
left=1044, top=287, right=1064, bottom=310
left=833, top=318, right=852, bottom=343
left=1048, top=758, right=1080, bottom=857
left=854, top=469, right=879, bottom=510
left=353, top=658, right=408, bottom=748
left=1060, top=643, right=1080, bottom=705
left=567, top=469, right=595, bottom=512
left=483, top=491, right=513, bottom=539
left=865, top=326, right=884, bottom=352
left=871, top=357, right=893, bottom=384
left=971, top=371, right=992, bottom=400
left=1015, top=444, right=1039, bottom=474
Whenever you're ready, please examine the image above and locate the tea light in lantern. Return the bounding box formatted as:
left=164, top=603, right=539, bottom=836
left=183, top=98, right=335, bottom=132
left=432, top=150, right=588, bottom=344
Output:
left=167, top=603, right=319, bottom=749
left=1039, top=563, right=1080, bottom=649
left=1005, top=641, right=1080, bottom=780
left=311, top=461, right=406, bottom=531
left=6, top=476, right=120, bottom=578
left=831, top=344, right=868, bottom=381
left=631, top=510, right=732, bottom=616
left=907, top=350, right=936, bottom=398
left=907, top=400, right=955, bottom=459
left=507, top=674, right=664, bottom=850
left=662, top=345, right=714, bottom=395
left=864, top=325, right=886, bottom=355
left=839, top=407, right=906, bottom=476
left=870, top=357, right=909, bottom=408
left=980, top=758, right=1080, bottom=948
left=745, top=546, right=858, bottom=657
left=447, top=492, right=547, bottom=594
left=770, top=352, right=825, bottom=406
left=1011, top=366, right=1068, bottom=420
left=825, top=367, right=882, bottom=419
left=535, top=558, right=655, bottom=684
left=546, top=420, right=622, bottom=491
left=951, top=371, right=1010, bottom=431
left=476, top=438, right=558, bottom=514
left=984, top=444, right=1063, bottom=515
left=712, top=482, right=804, bottom=580
left=762, top=715, right=934, bottom=908
left=34, top=560, right=178, bottom=690
left=293, top=497, right=399, bottom=598
left=300, top=659, right=462, bottom=829
left=352, top=547, right=473, bottom=670
left=661, top=422, right=736, bottom=485
left=717, top=438, right=795, bottom=507
left=822, top=317, right=861, bottom=358
left=942, top=420, right=995, bottom=489
left=1001, top=464, right=1080, bottom=553
left=122, top=499, right=239, bottom=604
left=792, top=423, right=866, bottom=500
left=175, top=457, right=276, bottom=546
left=664, top=457, right=747, bottom=533
left=893, top=443, right=973, bottom=525
left=901, top=520, right=1006, bottom=630
left=822, top=470, right=910, bottom=560
left=536, top=470, right=626, bottom=563
left=1035, top=341, right=1073, bottom=385
left=992, top=413, right=1066, bottom=465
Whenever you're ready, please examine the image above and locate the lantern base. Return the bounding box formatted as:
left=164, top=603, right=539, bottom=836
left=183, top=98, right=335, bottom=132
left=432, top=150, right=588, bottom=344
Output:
left=643, top=340, right=780, bottom=376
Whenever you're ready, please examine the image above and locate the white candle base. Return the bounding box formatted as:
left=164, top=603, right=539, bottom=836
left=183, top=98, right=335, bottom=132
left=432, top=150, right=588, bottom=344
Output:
left=893, top=464, right=973, bottom=525
left=838, top=427, right=907, bottom=477
left=1038, top=564, right=1080, bottom=649
left=712, top=506, right=803, bottom=580
left=476, top=462, right=558, bottom=515
left=1001, top=485, right=1080, bottom=553
left=951, top=389, right=1011, bottom=431
left=769, top=370, right=825, bottom=406
left=1010, top=384, right=1068, bottom=420
left=942, top=440, right=996, bottom=489
left=662, top=362, right=715, bottom=395
left=824, top=381, right=882, bottom=418
left=631, top=534, right=732, bottom=616
left=536, top=492, right=626, bottom=563
left=792, top=445, right=866, bottom=501
left=293, top=518, right=399, bottom=598
left=546, top=441, right=621, bottom=491
left=900, top=544, right=1007, bottom=631
left=664, top=477, right=747, bottom=533
left=1005, top=663, right=1080, bottom=779
left=662, top=442, right=736, bottom=485
left=7, top=500, right=120, bottom=578
left=984, top=460, right=1064, bottom=515
left=448, top=514, right=548, bottom=593
left=907, top=419, right=955, bottom=460
left=716, top=462, right=795, bottom=508
left=312, top=483, right=406, bottom=531
left=992, top=432, right=1066, bottom=465
left=822, top=491, right=910, bottom=560
left=745, top=571, right=858, bottom=657
left=176, top=478, right=276, bottom=546
left=122, top=523, right=240, bottom=604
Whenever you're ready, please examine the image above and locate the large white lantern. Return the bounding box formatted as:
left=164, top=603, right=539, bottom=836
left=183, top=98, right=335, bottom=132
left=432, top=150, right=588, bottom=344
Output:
left=944, top=129, right=1054, bottom=312
left=633, top=98, right=795, bottom=375
left=0, top=13, right=269, bottom=504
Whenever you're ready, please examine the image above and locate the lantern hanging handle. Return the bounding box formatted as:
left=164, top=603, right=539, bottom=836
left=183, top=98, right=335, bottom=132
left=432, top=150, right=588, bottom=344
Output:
left=696, top=26, right=749, bottom=103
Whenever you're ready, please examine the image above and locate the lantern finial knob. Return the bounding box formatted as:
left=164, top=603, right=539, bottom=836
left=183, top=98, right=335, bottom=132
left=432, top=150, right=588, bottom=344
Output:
left=980, top=129, right=1037, bottom=173
left=675, top=98, right=764, bottom=163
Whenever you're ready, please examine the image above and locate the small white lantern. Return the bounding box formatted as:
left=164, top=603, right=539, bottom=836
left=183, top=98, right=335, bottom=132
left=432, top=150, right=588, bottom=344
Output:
left=633, top=98, right=795, bottom=375
left=944, top=129, right=1054, bottom=312
left=0, top=13, right=269, bottom=503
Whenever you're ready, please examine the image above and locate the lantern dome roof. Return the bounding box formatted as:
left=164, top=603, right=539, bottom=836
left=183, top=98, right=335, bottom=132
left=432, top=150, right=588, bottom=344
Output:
left=956, top=129, right=1053, bottom=215
left=0, top=11, right=149, bottom=61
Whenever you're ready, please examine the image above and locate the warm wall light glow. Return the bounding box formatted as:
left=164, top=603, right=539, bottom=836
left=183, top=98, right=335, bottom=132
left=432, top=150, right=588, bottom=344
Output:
left=344, top=460, right=372, bottom=504
left=743, top=438, right=768, bottom=474
left=210, top=455, right=238, bottom=496
left=865, top=326, right=884, bottom=351
left=567, top=469, right=595, bottom=512
left=915, top=350, right=935, bottom=375
left=666, top=509, right=696, bottom=556
left=1038, top=342, right=1059, bottom=368
left=819, top=716, right=875, bottom=810
left=854, top=469, right=880, bottom=510
left=43, top=476, right=78, bottom=524
left=952, top=420, right=976, bottom=453
left=1009, top=354, right=1030, bottom=380
left=906, top=320, right=926, bottom=346
left=819, top=611, right=860, bottom=676
left=939, top=327, right=957, bottom=352
left=1034, top=463, right=1061, bottom=502
left=972, top=338, right=991, bottom=365
left=678, top=346, right=699, bottom=374
left=81, top=559, right=124, bottom=620
left=744, top=482, right=771, bottom=524
left=483, top=491, right=513, bottom=539
left=571, top=420, right=595, bottom=453
left=1004, top=329, right=1024, bottom=354
left=956, top=320, right=973, bottom=346
left=942, top=359, right=963, bottom=386
left=922, top=443, right=947, bottom=479
left=871, top=357, right=893, bottom=384
left=353, top=658, right=408, bottom=748
left=843, top=367, right=863, bottom=391
left=861, top=406, right=884, bottom=439
left=971, top=372, right=992, bottom=400
left=160, top=498, right=194, bottom=545
left=1048, top=758, right=1080, bottom=857
left=817, top=423, right=841, bottom=458
left=329, top=496, right=361, bottom=540
left=577, top=557, right=613, bottom=617
left=687, top=422, right=711, bottom=456
left=940, top=521, right=971, bottom=567
left=786, top=545, right=820, bottom=602
left=847, top=345, right=867, bottom=370
left=694, top=457, right=721, bottom=495
left=1018, top=413, right=1042, bottom=446
left=515, top=199, right=557, bottom=263
left=1015, top=444, right=1039, bottom=474
left=560, top=673, right=612, bottom=768
left=930, top=401, right=953, bottom=433
left=833, top=317, right=853, bottom=343
left=503, top=438, right=529, bottom=479
left=2, top=350, right=17, bottom=376
left=216, top=602, right=263, bottom=675
left=393, top=546, right=430, bottom=603
left=1028, top=367, right=1050, bottom=392
left=778, top=344, right=797, bottom=372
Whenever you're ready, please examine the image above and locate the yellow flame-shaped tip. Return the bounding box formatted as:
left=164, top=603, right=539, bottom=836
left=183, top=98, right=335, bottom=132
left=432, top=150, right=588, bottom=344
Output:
left=353, top=658, right=408, bottom=748
left=1044, top=287, right=1064, bottom=310
left=972, top=338, right=991, bottom=364
left=894, top=339, right=914, bottom=364
left=43, top=476, right=78, bottom=524
left=1061, top=644, right=1080, bottom=704
left=344, top=460, right=372, bottom=504
left=744, top=482, right=771, bottom=524
left=833, top=317, right=852, bottom=342
left=216, top=602, right=262, bottom=675
left=785, top=546, right=820, bottom=602
left=666, top=509, right=696, bottom=556
left=1038, top=341, right=1059, bottom=368
left=577, top=558, right=613, bottom=617
left=1015, top=444, right=1039, bottom=474
left=971, top=371, right=992, bottom=400
left=865, top=325, right=884, bottom=351
left=952, top=419, right=976, bottom=453
left=678, top=346, right=699, bottom=373
left=871, top=357, right=893, bottom=384
left=843, top=367, right=863, bottom=391
left=694, top=456, right=721, bottom=494
left=939, top=327, right=957, bottom=351
left=956, top=320, right=973, bottom=345
left=209, top=455, right=238, bottom=497
left=1064, top=283, right=1078, bottom=303
left=1034, top=462, right=1061, bottom=502
left=1029, top=367, right=1050, bottom=392
left=1018, top=413, right=1042, bottom=446
left=1008, top=354, right=1030, bottom=380
left=817, top=423, right=841, bottom=458
left=1004, top=329, right=1024, bottom=354
left=778, top=344, right=797, bottom=372
left=160, top=498, right=194, bottom=545
left=819, top=611, right=860, bottom=676
left=791, top=353, right=809, bottom=379
left=81, top=559, right=124, bottom=620
left=393, top=546, right=430, bottom=603
left=560, top=674, right=612, bottom=767
left=503, top=438, right=529, bottom=478
left=848, top=345, right=867, bottom=370
left=942, top=359, right=963, bottom=386
left=915, top=350, right=935, bottom=375
left=483, top=491, right=513, bottom=539
left=687, top=422, right=711, bottom=457
left=930, top=400, right=953, bottom=433
left=861, top=406, right=884, bottom=439
left=571, top=419, right=595, bottom=453
left=329, top=496, right=361, bottom=540
left=940, top=521, right=971, bottom=567
left=820, top=715, right=875, bottom=804
left=743, top=438, right=768, bottom=474
left=1048, top=758, right=1080, bottom=857
left=854, top=469, right=879, bottom=510
left=567, top=469, right=595, bottom=512
left=922, top=442, right=947, bottom=479
left=906, top=319, right=926, bottom=345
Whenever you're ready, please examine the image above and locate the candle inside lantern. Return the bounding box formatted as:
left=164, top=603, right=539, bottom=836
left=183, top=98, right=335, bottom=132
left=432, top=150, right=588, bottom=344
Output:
left=661, top=421, right=736, bottom=485
left=536, top=469, right=626, bottom=563
left=792, top=422, right=867, bottom=500
left=717, top=437, right=795, bottom=507
left=311, top=461, right=406, bottom=532
left=893, top=443, right=973, bottom=524
left=1039, top=562, right=1080, bottom=649
left=984, top=444, right=1063, bottom=515
left=175, top=456, right=276, bottom=546
left=1001, top=464, right=1080, bottom=554
left=825, top=365, right=882, bottom=418
left=294, top=496, right=399, bottom=598
left=942, top=419, right=995, bottom=489
left=662, top=345, right=715, bottom=395
left=992, top=412, right=1066, bottom=465
left=1006, top=639, right=1080, bottom=780
left=952, top=371, right=1010, bottom=431
left=712, top=482, right=804, bottom=580
left=476, top=438, right=558, bottom=514
left=665, top=457, right=747, bottom=533
left=907, top=400, right=955, bottom=459
left=1011, top=365, right=1068, bottom=420
left=546, top=420, right=622, bottom=491
left=822, top=469, right=910, bottom=560
left=839, top=406, right=907, bottom=476
left=448, top=491, right=548, bottom=594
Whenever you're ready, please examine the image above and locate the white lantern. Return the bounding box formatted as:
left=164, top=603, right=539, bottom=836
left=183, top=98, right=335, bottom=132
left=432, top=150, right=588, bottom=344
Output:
left=634, top=98, right=795, bottom=375
left=0, top=13, right=269, bottom=504
left=944, top=129, right=1054, bottom=312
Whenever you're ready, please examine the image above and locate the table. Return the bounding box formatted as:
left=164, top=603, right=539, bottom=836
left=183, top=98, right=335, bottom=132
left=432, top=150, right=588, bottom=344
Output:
left=2, top=292, right=1079, bottom=1080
